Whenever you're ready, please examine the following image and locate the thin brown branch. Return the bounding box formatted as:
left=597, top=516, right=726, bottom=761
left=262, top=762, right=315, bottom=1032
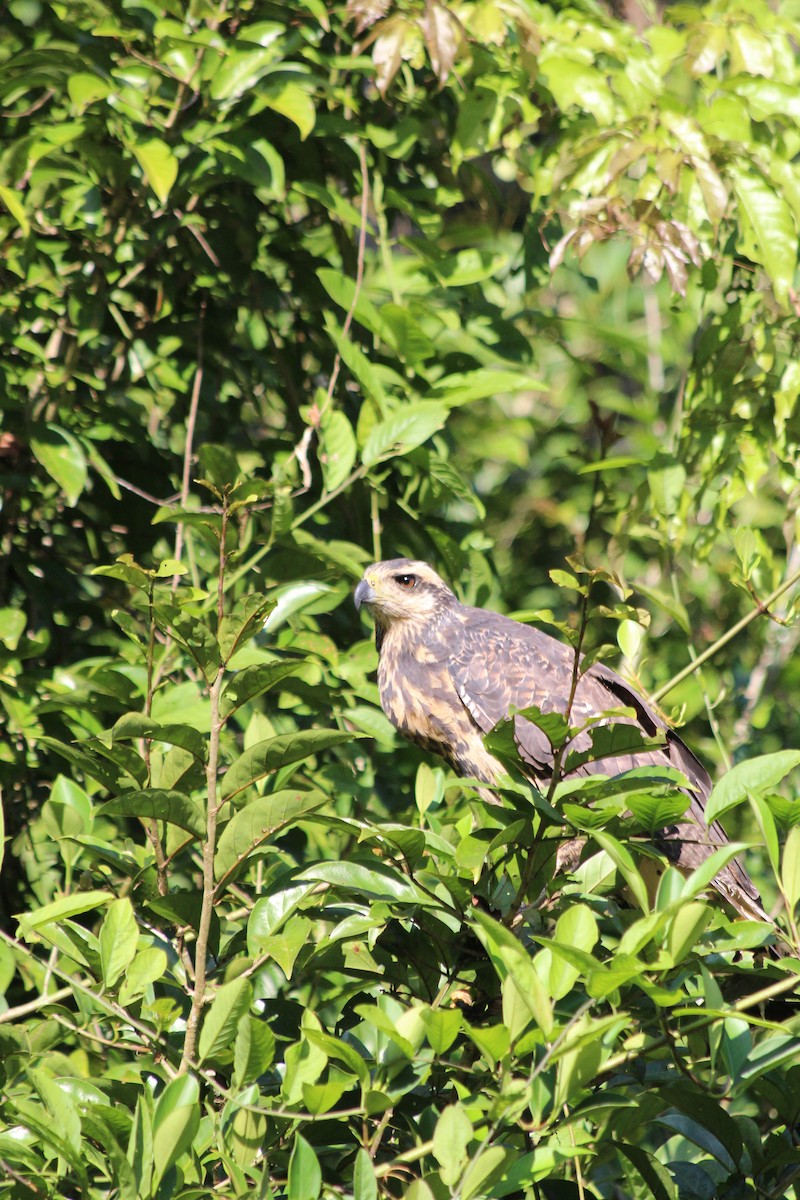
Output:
left=651, top=563, right=800, bottom=704
left=173, top=296, right=206, bottom=587
left=180, top=497, right=228, bottom=1072
left=0, top=985, right=73, bottom=1024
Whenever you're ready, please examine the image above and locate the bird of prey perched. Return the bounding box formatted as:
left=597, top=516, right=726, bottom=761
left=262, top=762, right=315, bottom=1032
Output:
left=354, top=557, right=769, bottom=924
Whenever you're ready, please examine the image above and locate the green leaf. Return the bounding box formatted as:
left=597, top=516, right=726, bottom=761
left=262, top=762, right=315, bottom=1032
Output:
left=215, top=789, right=327, bottom=884
left=549, top=903, right=599, bottom=1000
left=319, top=409, right=357, bottom=493
left=97, top=789, right=204, bottom=838
left=705, top=752, right=800, bottom=823
left=432, top=1103, right=472, bottom=1187
left=730, top=167, right=797, bottom=305
left=626, top=790, right=690, bottom=834
left=220, top=730, right=356, bottom=801
left=0, top=184, right=29, bottom=235
left=30, top=425, right=88, bottom=506
left=17, top=890, right=112, bottom=933
left=287, top=1133, right=322, bottom=1200
left=666, top=900, right=711, bottom=964
left=420, top=1006, right=462, bottom=1054
left=781, top=826, right=800, bottom=914
left=471, top=909, right=553, bottom=1038
left=323, top=314, right=387, bottom=411
left=152, top=1074, right=200, bottom=1189
left=379, top=304, right=434, bottom=364
left=198, top=976, right=253, bottom=1063
left=361, top=402, right=449, bottom=467
left=431, top=368, right=545, bottom=406
left=111, top=713, right=206, bottom=761
left=211, top=44, right=283, bottom=102
left=592, top=830, right=650, bottom=912
left=616, top=1142, right=678, bottom=1200
left=0, top=606, right=26, bottom=651
left=262, top=78, right=316, bottom=139
left=218, top=593, right=276, bottom=661
left=353, top=1148, right=378, bottom=1200
left=233, top=1014, right=276, bottom=1087
left=131, top=138, right=178, bottom=205
left=296, top=860, right=425, bottom=904
left=119, top=947, right=168, bottom=1005
left=99, top=898, right=139, bottom=987
left=221, top=661, right=306, bottom=717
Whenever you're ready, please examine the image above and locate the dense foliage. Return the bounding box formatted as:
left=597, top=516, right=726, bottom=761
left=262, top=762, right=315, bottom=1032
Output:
left=2, top=0, right=800, bottom=1196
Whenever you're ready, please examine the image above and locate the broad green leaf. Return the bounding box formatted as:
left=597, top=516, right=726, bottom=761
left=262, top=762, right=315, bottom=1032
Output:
left=99, top=898, right=139, bottom=987
left=616, top=1142, right=677, bottom=1200
left=666, top=900, right=711, bottom=964
left=361, top=402, right=449, bottom=467
left=0, top=184, right=29, bottom=235
left=461, top=1146, right=510, bottom=1200
left=215, top=789, right=326, bottom=883
left=248, top=883, right=316, bottom=952
left=731, top=167, right=797, bottom=305
left=98, top=789, right=205, bottom=838
left=17, top=890, right=112, bottom=933
left=319, top=409, right=357, bottom=493
left=420, top=1006, right=462, bottom=1054
left=353, top=1148, right=378, bottom=1200
left=119, top=947, right=168, bottom=1005
left=221, top=661, right=306, bottom=717
left=131, top=138, right=178, bottom=204
left=31, top=425, right=87, bottom=506
left=549, top=903, right=599, bottom=1000
left=705, top=752, right=800, bottom=823
left=67, top=71, right=113, bottom=109
left=233, top=1014, right=276, bottom=1087
left=92, top=554, right=152, bottom=591
left=432, top=1103, right=472, bottom=1187
left=317, top=267, right=386, bottom=336
left=198, top=976, right=253, bottom=1063
left=41, top=775, right=92, bottom=841
left=592, top=830, right=650, bottom=912
left=432, top=368, right=545, bottom=406
left=220, top=730, right=355, bottom=801
left=0, top=607, right=26, bottom=650
left=211, top=45, right=283, bottom=102
left=471, top=909, right=553, bottom=1037
left=323, top=314, right=387, bottom=411
left=218, top=593, right=276, bottom=661
left=152, top=1074, right=200, bottom=1189
left=379, top=304, right=434, bottom=364
left=111, top=713, right=206, bottom=761
left=297, top=860, right=425, bottom=904
left=287, top=1133, right=321, bottom=1200
left=262, top=79, right=315, bottom=139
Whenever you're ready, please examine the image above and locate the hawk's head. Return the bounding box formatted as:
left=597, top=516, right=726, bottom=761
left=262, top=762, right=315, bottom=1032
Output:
left=354, top=559, right=455, bottom=629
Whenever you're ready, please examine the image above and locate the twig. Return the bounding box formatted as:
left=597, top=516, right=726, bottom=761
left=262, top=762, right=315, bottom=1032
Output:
left=173, top=295, right=206, bottom=588
left=651, top=563, right=800, bottom=704
left=0, top=985, right=73, bottom=1024
left=292, top=140, right=371, bottom=491
left=180, top=494, right=228, bottom=1072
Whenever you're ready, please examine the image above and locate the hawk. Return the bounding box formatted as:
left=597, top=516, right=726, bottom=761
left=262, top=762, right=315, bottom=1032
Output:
left=354, top=558, right=769, bottom=924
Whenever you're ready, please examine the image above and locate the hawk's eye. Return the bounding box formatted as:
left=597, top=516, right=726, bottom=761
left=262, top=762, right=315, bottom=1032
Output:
left=395, top=573, right=417, bottom=589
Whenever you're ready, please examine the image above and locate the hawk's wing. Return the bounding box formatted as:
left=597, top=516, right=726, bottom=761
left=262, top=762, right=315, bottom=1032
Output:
left=445, top=608, right=764, bottom=913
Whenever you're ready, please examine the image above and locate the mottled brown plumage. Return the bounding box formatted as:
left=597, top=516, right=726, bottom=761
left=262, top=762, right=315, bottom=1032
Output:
left=354, top=558, right=769, bottom=923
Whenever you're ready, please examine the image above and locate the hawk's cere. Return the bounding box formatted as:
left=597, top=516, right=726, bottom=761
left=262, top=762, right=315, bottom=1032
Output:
left=355, top=558, right=768, bottom=924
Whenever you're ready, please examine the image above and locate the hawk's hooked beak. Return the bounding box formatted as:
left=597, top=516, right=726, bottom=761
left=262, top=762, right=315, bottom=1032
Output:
left=354, top=579, right=376, bottom=611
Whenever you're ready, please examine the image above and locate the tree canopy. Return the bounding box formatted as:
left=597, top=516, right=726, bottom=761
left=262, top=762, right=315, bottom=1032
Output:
left=1, top=0, right=800, bottom=1197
